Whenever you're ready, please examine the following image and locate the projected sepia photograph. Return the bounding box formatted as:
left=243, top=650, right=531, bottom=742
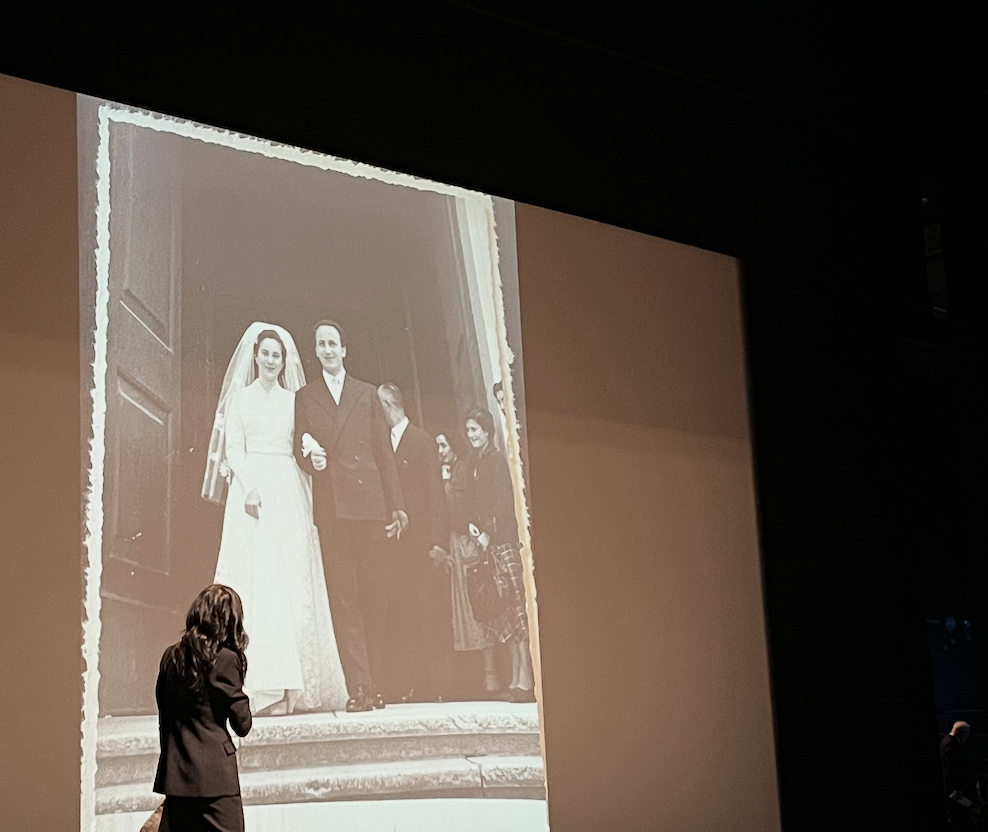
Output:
left=79, top=99, right=545, bottom=832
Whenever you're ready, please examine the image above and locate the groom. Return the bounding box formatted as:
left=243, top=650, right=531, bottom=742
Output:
left=294, top=320, right=407, bottom=713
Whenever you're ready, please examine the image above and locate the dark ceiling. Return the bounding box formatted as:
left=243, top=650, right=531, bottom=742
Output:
left=448, top=1, right=984, bottom=157
left=3, top=3, right=983, bottom=171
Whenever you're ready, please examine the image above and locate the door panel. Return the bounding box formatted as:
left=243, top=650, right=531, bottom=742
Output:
left=98, top=120, right=183, bottom=716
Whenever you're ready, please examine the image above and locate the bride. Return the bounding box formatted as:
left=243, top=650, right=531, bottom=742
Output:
left=202, top=322, right=347, bottom=715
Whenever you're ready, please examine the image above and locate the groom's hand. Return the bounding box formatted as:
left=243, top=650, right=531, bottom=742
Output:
left=302, top=433, right=327, bottom=471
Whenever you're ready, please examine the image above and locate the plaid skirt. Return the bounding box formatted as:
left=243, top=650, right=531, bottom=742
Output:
left=485, top=541, right=529, bottom=645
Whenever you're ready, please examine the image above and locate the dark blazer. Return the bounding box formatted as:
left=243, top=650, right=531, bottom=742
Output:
left=153, top=646, right=252, bottom=798
left=465, top=445, right=520, bottom=546
left=941, top=733, right=975, bottom=798
left=393, top=421, right=446, bottom=554
left=294, top=373, right=404, bottom=527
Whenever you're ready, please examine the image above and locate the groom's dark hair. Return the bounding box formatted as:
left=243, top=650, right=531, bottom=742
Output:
left=313, top=319, right=347, bottom=348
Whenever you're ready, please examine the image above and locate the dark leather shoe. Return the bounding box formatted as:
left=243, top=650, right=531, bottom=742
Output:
left=346, top=686, right=373, bottom=713
left=372, top=691, right=386, bottom=709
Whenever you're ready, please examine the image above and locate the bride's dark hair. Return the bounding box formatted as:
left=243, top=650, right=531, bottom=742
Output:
left=253, top=328, right=288, bottom=387
left=164, top=584, right=248, bottom=692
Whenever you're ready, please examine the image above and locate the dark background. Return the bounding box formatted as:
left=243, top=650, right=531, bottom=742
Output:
left=3, top=3, right=986, bottom=829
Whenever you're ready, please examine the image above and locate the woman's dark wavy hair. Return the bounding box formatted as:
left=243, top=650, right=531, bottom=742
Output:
left=435, top=427, right=467, bottom=460
left=463, top=407, right=497, bottom=450
left=165, top=584, right=249, bottom=693
left=253, top=328, right=288, bottom=388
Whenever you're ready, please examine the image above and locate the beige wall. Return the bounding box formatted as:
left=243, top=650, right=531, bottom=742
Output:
left=0, top=74, right=85, bottom=831
left=0, top=73, right=779, bottom=831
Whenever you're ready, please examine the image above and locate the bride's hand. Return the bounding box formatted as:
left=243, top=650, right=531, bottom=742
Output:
left=245, top=490, right=261, bottom=519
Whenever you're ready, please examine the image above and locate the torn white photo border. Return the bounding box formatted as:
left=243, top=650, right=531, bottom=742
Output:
left=80, top=100, right=544, bottom=832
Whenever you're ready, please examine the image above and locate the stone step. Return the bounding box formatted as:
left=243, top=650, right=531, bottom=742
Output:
left=95, top=797, right=551, bottom=832
left=97, top=702, right=540, bottom=788
left=97, top=755, right=546, bottom=814
left=94, top=701, right=545, bottom=814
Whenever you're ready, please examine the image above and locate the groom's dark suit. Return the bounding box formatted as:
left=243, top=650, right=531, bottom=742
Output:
left=294, top=372, right=404, bottom=699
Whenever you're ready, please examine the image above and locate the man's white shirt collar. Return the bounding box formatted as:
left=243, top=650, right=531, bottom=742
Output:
left=391, top=416, right=409, bottom=452
left=323, top=368, right=346, bottom=404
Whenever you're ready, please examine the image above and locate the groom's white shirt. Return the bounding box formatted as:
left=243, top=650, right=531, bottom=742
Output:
left=322, top=368, right=346, bottom=405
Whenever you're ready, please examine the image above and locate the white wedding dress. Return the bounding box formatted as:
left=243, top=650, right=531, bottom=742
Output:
left=213, top=379, right=347, bottom=714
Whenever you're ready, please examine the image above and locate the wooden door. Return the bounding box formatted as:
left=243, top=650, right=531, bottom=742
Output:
left=97, top=120, right=183, bottom=715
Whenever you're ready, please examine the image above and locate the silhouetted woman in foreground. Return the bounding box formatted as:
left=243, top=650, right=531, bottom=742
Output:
left=154, top=584, right=252, bottom=832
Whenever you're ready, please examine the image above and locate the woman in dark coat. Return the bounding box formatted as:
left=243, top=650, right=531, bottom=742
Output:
left=154, top=584, right=253, bottom=832
left=463, top=408, right=535, bottom=702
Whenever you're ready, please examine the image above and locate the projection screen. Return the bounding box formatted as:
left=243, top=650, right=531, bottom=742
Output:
left=78, top=96, right=545, bottom=832
left=0, top=70, right=782, bottom=832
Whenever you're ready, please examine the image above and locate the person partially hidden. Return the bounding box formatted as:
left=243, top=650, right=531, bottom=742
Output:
left=941, top=720, right=978, bottom=825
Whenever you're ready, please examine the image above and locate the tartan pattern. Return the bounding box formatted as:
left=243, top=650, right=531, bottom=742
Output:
left=485, top=541, right=529, bottom=644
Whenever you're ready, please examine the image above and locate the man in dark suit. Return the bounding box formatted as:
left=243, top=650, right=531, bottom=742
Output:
left=294, top=320, right=407, bottom=713
left=377, top=382, right=452, bottom=702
